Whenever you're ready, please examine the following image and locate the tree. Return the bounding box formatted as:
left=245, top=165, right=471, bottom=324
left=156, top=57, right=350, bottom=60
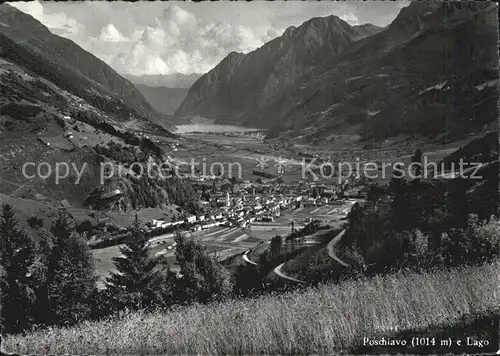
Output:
left=367, top=185, right=385, bottom=202
left=0, top=204, right=36, bottom=333
left=233, top=263, right=263, bottom=296
left=269, top=235, right=283, bottom=258
left=257, top=249, right=271, bottom=271
left=389, top=179, right=416, bottom=232
left=29, top=229, right=53, bottom=326
left=174, top=232, right=233, bottom=304
left=389, top=163, right=406, bottom=193
left=105, top=215, right=173, bottom=311
left=408, top=229, right=429, bottom=270
left=27, top=216, right=44, bottom=229
left=75, top=220, right=94, bottom=236
left=0, top=264, right=6, bottom=334
left=42, top=210, right=97, bottom=326
left=411, top=148, right=423, bottom=180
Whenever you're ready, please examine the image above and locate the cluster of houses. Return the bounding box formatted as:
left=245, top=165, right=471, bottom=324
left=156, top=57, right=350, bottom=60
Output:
left=141, top=174, right=368, bottom=237
left=145, top=212, right=231, bottom=235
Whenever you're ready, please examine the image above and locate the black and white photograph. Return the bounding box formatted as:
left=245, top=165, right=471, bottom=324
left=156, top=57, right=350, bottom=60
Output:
left=0, top=0, right=499, bottom=354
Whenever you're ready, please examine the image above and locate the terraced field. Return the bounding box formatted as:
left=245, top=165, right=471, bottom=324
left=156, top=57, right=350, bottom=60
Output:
left=93, top=225, right=263, bottom=288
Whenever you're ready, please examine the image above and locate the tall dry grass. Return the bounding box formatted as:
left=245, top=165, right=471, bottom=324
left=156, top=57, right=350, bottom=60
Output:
left=4, top=261, right=500, bottom=355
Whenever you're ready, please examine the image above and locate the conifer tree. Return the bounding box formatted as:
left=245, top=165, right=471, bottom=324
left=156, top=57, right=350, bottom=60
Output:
left=233, top=263, right=263, bottom=296
left=105, top=215, right=172, bottom=311
left=269, top=235, right=283, bottom=258
left=0, top=264, right=6, bottom=334
left=0, top=204, right=36, bottom=333
left=175, top=232, right=233, bottom=304
left=30, top=229, right=53, bottom=326
left=411, top=148, right=423, bottom=179
left=44, top=210, right=97, bottom=326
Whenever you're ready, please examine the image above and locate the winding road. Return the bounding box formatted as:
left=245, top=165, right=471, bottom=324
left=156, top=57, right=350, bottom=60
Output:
left=273, top=262, right=306, bottom=284
left=326, top=229, right=349, bottom=267
left=272, top=229, right=348, bottom=283
left=242, top=250, right=258, bottom=265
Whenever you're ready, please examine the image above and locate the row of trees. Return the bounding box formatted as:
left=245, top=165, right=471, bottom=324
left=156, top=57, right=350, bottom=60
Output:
left=0, top=205, right=96, bottom=334
left=102, top=216, right=233, bottom=314
left=0, top=204, right=233, bottom=335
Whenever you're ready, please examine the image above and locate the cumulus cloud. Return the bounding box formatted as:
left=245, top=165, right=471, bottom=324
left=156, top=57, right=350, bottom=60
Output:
left=95, top=5, right=281, bottom=76
left=8, top=2, right=402, bottom=76
left=10, top=0, right=84, bottom=36
left=99, top=24, right=128, bottom=42
left=340, top=12, right=360, bottom=26
left=161, top=5, right=197, bottom=31
left=9, top=1, right=281, bottom=76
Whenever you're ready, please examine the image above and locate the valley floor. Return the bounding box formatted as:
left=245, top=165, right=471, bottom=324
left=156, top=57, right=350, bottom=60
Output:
left=4, top=260, right=499, bottom=355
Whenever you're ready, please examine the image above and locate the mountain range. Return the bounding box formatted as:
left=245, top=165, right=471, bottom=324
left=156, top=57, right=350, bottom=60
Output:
left=0, top=3, right=173, bottom=131
left=0, top=3, right=181, bottom=217
left=123, top=73, right=202, bottom=89
left=0, top=2, right=498, bottom=202
left=175, top=1, right=498, bottom=143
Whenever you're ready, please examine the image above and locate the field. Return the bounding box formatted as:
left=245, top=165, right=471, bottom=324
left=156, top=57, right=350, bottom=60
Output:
left=92, top=225, right=264, bottom=288
left=170, top=133, right=317, bottom=183
left=91, top=203, right=351, bottom=287
left=172, top=130, right=491, bottom=186
left=95, top=203, right=352, bottom=285
left=5, top=260, right=499, bottom=355
left=0, top=193, right=59, bottom=238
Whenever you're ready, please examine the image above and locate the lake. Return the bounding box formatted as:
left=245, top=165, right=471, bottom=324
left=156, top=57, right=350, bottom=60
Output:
left=174, top=124, right=262, bottom=134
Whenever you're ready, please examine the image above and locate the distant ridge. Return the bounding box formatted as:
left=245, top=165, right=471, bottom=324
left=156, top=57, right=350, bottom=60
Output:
left=135, top=84, right=189, bottom=116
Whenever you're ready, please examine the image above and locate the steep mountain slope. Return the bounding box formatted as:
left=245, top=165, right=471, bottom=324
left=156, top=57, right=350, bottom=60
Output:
left=176, top=2, right=498, bottom=142
left=0, top=55, right=200, bottom=223
left=0, top=3, right=173, bottom=130
left=0, top=16, right=202, bottom=222
left=135, top=84, right=188, bottom=115
left=274, top=1, right=499, bottom=141
left=175, top=16, right=381, bottom=125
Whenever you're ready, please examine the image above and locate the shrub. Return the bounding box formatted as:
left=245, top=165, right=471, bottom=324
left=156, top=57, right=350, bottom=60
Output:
left=75, top=220, right=93, bottom=235
left=465, top=214, right=500, bottom=262
left=411, top=229, right=429, bottom=269
left=27, top=216, right=44, bottom=229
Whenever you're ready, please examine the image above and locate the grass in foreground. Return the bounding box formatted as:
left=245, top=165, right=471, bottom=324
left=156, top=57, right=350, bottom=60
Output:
left=3, top=261, right=500, bottom=355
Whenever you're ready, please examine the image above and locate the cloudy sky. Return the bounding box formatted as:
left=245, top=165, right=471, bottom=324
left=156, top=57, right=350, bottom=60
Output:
left=10, top=1, right=408, bottom=77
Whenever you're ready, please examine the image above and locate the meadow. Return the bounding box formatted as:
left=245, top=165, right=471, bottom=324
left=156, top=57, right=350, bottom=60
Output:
left=4, top=260, right=499, bottom=355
